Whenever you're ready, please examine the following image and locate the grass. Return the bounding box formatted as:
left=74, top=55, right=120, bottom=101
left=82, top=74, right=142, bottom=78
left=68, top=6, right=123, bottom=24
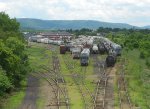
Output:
left=121, top=49, right=150, bottom=109
left=114, top=49, right=150, bottom=109
left=26, top=43, right=52, bottom=73
left=0, top=80, right=27, bottom=109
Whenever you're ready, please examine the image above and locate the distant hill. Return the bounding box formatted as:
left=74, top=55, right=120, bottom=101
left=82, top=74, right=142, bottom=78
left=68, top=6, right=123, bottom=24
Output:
left=142, top=25, right=150, bottom=29
left=17, top=18, right=139, bottom=30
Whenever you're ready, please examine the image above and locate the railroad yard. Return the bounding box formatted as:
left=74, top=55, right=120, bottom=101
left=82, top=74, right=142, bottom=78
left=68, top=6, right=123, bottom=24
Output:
left=24, top=35, right=135, bottom=109
left=0, top=6, right=150, bottom=109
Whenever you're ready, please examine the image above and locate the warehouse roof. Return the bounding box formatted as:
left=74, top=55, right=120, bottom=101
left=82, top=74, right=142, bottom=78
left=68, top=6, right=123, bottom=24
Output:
left=41, top=32, right=73, bottom=36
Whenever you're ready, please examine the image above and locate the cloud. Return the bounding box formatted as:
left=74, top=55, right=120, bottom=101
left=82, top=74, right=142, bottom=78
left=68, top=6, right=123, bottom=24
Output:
left=0, top=0, right=150, bottom=26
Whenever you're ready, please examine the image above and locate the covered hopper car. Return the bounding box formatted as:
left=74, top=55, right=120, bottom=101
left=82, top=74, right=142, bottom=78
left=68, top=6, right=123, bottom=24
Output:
left=80, top=48, right=90, bottom=66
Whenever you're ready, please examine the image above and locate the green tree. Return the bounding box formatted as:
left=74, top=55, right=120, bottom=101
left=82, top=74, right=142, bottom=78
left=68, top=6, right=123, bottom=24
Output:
left=0, top=66, right=12, bottom=96
left=0, top=12, right=29, bottom=94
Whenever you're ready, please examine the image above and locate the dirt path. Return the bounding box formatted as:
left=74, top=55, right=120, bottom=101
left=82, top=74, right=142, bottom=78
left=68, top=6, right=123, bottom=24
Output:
left=18, top=75, right=39, bottom=109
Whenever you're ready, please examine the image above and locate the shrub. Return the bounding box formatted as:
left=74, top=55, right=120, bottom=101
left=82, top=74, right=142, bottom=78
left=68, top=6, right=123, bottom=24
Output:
left=0, top=67, right=12, bottom=96
left=145, top=58, right=150, bottom=67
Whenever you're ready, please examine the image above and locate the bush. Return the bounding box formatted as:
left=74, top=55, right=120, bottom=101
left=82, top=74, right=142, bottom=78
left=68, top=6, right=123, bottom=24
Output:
left=140, top=51, right=145, bottom=59
left=0, top=67, right=12, bottom=96
left=145, top=58, right=150, bottom=67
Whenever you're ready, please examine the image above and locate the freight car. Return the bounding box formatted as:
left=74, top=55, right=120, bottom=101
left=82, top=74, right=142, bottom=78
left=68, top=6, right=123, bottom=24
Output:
left=30, top=37, right=38, bottom=42
left=65, top=42, right=72, bottom=52
left=52, top=40, right=63, bottom=45
left=60, top=45, right=66, bottom=54
left=80, top=48, right=90, bottom=66
left=106, top=50, right=117, bottom=67
left=72, top=47, right=81, bottom=59
left=98, top=43, right=106, bottom=54
left=111, top=43, right=122, bottom=56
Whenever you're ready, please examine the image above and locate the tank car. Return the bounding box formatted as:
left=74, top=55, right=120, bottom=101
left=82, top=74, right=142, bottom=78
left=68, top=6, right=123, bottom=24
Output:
left=65, top=42, right=71, bottom=52
left=48, top=39, right=53, bottom=44
left=30, top=37, right=37, bottom=42
left=43, top=38, right=49, bottom=44
left=106, top=50, right=117, bottom=67
left=98, top=43, right=106, bottom=54
left=92, top=44, right=99, bottom=54
left=111, top=43, right=122, bottom=56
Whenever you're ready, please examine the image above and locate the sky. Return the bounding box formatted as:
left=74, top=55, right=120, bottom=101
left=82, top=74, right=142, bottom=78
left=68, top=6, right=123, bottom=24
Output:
left=0, top=0, right=150, bottom=27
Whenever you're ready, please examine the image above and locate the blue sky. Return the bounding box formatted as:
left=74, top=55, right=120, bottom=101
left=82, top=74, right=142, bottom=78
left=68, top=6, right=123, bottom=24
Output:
left=0, top=0, right=150, bottom=26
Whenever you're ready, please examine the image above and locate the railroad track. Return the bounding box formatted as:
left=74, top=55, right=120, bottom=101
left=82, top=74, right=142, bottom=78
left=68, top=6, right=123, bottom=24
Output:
left=63, top=54, right=95, bottom=109
left=117, top=58, right=132, bottom=109
left=33, top=72, right=60, bottom=109
left=33, top=44, right=70, bottom=109
left=92, top=54, right=113, bottom=109
left=51, top=46, right=70, bottom=109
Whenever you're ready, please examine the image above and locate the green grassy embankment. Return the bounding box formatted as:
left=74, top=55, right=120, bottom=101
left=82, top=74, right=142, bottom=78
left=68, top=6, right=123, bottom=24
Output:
left=123, top=49, right=150, bottom=109
left=114, top=49, right=150, bottom=109
left=0, top=80, right=26, bottom=109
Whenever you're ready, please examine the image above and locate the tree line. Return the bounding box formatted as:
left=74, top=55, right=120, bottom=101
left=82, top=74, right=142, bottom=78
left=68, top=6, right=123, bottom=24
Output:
left=0, top=12, right=29, bottom=96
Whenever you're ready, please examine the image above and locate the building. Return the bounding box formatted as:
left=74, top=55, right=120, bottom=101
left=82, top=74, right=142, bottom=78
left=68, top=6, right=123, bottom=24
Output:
left=41, top=32, right=73, bottom=41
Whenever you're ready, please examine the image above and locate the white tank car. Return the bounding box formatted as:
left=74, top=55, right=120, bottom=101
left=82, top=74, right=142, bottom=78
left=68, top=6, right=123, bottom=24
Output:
left=111, top=43, right=122, bottom=56
left=92, top=44, right=99, bottom=54
left=48, top=39, right=53, bottom=44
left=53, top=40, right=62, bottom=45
left=57, top=40, right=63, bottom=45
left=37, top=38, right=44, bottom=43
left=43, top=38, right=49, bottom=44
left=86, top=38, right=93, bottom=46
